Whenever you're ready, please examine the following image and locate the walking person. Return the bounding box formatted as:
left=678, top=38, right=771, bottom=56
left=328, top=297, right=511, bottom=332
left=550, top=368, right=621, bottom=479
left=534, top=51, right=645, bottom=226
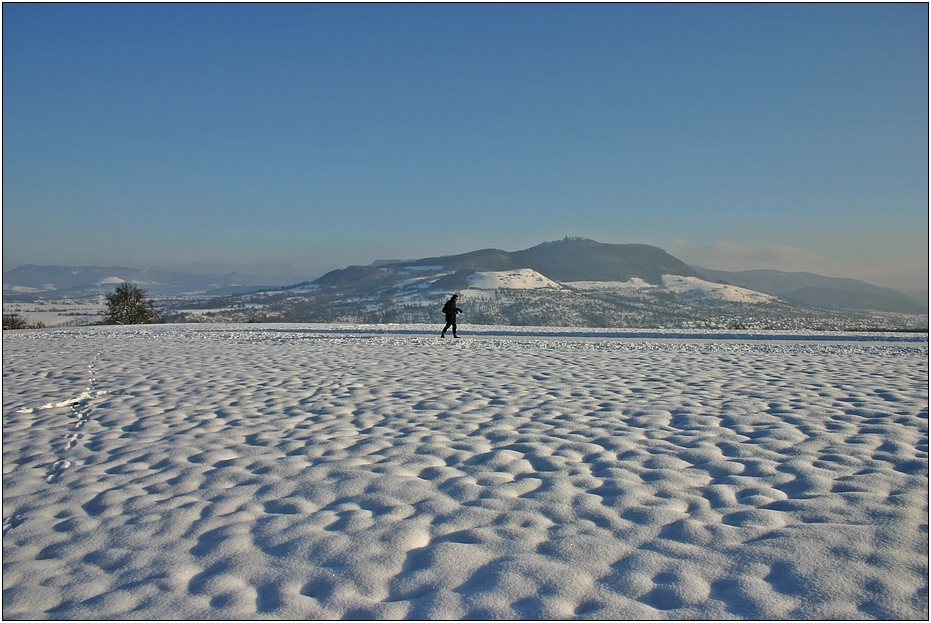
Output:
left=441, top=295, right=462, bottom=338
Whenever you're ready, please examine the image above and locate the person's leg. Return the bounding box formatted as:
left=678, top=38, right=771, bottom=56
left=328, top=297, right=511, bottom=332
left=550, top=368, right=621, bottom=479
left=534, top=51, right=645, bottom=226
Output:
left=442, top=321, right=452, bottom=336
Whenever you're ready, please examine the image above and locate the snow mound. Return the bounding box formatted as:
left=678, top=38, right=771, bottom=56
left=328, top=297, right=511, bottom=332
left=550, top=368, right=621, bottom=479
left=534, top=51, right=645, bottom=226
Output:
left=662, top=275, right=775, bottom=303
left=467, top=269, right=563, bottom=290
left=97, top=277, right=126, bottom=285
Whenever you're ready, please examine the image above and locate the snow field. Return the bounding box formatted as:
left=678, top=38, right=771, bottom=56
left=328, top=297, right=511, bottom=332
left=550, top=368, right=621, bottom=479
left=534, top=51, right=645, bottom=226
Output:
left=2, top=324, right=928, bottom=619
left=466, top=269, right=563, bottom=291
left=661, top=275, right=776, bottom=303
left=558, top=275, right=775, bottom=303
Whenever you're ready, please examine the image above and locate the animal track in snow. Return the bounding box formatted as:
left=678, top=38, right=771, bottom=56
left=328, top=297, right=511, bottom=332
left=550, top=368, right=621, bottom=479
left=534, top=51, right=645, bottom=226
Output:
left=22, top=347, right=107, bottom=484
left=16, top=390, right=108, bottom=414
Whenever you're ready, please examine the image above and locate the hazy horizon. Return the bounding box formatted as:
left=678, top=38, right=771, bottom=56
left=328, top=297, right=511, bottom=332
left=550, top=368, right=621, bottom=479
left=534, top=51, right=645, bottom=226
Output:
left=3, top=4, right=928, bottom=292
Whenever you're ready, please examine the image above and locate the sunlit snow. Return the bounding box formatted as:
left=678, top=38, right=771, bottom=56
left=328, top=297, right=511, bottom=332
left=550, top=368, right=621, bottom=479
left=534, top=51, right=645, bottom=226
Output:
left=662, top=275, right=776, bottom=304
left=467, top=269, right=564, bottom=290
left=3, top=323, right=927, bottom=619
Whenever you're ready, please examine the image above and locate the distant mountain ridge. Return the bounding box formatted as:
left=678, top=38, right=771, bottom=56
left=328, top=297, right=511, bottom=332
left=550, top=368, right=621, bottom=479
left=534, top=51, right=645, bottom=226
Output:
left=4, top=239, right=925, bottom=317
left=366, top=238, right=700, bottom=285
left=692, top=267, right=927, bottom=314
left=2, top=265, right=291, bottom=299
left=163, top=236, right=925, bottom=330
left=309, top=239, right=698, bottom=297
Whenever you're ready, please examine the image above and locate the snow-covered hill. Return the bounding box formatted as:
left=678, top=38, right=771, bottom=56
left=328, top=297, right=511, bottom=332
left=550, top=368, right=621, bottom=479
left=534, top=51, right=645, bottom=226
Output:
left=467, top=269, right=564, bottom=290
left=9, top=239, right=924, bottom=330
left=661, top=275, right=776, bottom=303
left=164, top=268, right=927, bottom=332
left=566, top=276, right=776, bottom=304
left=159, top=239, right=927, bottom=331
left=693, top=266, right=928, bottom=313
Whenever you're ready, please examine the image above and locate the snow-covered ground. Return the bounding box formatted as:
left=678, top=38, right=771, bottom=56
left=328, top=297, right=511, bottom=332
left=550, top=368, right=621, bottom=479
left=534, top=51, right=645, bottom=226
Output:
left=3, top=323, right=928, bottom=619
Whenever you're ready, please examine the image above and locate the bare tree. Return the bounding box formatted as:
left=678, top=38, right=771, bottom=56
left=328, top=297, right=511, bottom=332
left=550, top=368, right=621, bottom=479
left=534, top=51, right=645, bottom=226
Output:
left=3, top=313, right=45, bottom=330
left=3, top=313, right=29, bottom=330
left=103, top=283, right=163, bottom=325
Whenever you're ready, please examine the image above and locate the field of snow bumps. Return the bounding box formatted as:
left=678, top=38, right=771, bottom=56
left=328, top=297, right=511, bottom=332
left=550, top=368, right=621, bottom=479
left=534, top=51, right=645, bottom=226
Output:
left=3, top=324, right=928, bottom=619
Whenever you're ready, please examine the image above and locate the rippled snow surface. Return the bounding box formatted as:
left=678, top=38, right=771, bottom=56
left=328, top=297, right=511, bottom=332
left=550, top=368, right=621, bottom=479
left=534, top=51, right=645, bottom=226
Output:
left=3, top=324, right=928, bottom=619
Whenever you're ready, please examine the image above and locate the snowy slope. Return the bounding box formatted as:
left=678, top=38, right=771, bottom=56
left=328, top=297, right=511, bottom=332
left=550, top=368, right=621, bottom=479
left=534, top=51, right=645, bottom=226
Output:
left=662, top=275, right=776, bottom=303
left=466, top=269, right=563, bottom=290
left=567, top=275, right=775, bottom=303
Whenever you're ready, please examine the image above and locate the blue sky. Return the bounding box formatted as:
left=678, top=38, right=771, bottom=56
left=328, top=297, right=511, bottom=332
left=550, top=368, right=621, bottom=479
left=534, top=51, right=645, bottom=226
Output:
left=3, top=3, right=928, bottom=290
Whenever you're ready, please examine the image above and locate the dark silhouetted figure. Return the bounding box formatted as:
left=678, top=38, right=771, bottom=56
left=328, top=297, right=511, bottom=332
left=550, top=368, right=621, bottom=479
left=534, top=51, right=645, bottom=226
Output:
left=441, top=295, right=462, bottom=338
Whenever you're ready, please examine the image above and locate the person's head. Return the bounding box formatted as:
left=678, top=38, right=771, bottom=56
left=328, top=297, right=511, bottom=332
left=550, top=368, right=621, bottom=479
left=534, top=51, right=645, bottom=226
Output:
left=452, top=295, right=459, bottom=300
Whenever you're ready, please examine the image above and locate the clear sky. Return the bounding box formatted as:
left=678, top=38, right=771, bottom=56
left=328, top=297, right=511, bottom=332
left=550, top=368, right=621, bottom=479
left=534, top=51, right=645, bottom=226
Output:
left=3, top=3, right=928, bottom=291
